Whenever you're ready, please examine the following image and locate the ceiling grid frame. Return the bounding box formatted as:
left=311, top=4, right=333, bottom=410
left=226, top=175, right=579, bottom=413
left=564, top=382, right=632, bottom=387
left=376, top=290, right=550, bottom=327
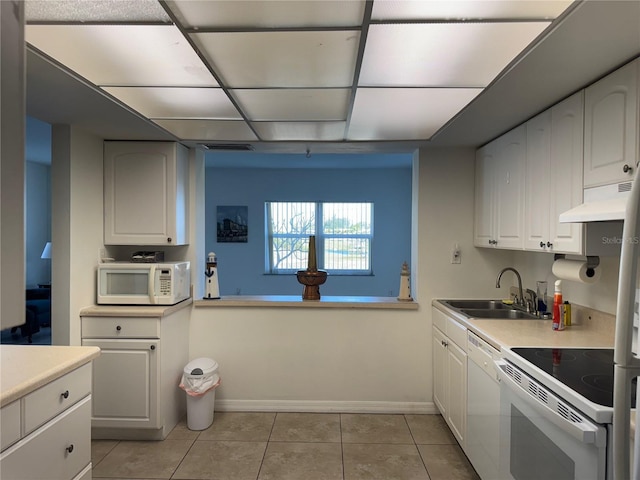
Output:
left=23, top=0, right=585, bottom=148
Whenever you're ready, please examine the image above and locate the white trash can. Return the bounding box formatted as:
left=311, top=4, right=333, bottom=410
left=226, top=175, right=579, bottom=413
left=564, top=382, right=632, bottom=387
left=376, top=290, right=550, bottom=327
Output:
left=179, top=357, right=220, bottom=431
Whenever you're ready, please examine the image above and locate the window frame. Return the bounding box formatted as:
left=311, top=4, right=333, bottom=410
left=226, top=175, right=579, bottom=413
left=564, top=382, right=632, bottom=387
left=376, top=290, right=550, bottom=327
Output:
left=265, top=201, right=373, bottom=275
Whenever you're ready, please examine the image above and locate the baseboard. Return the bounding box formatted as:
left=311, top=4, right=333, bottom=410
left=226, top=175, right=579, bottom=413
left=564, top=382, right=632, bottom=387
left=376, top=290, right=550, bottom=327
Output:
left=215, top=399, right=438, bottom=414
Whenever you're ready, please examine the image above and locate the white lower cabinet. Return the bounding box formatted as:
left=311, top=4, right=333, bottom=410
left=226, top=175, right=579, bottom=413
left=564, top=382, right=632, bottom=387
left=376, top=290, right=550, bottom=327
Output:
left=432, top=307, right=467, bottom=447
left=82, top=338, right=160, bottom=429
left=81, top=307, right=189, bottom=440
left=0, top=364, right=93, bottom=480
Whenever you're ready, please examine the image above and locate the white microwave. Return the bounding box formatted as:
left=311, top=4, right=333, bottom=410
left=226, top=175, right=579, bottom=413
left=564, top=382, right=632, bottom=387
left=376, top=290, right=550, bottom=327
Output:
left=97, top=261, right=190, bottom=305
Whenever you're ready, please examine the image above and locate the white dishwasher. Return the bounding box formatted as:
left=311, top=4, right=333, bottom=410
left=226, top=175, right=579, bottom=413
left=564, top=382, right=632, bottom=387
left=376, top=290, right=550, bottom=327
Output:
left=467, top=331, right=501, bottom=480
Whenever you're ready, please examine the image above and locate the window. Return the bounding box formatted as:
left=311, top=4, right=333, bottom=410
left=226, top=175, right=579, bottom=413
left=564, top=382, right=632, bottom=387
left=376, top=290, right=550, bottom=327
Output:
left=266, top=202, right=373, bottom=274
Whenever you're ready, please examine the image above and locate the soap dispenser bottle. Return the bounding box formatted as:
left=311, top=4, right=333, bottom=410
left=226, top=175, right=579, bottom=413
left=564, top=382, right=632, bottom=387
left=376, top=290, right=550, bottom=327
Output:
left=552, top=280, right=564, bottom=331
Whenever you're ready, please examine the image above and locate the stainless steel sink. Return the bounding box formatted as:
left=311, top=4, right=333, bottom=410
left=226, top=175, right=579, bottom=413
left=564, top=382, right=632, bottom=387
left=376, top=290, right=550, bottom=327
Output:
left=459, top=308, right=540, bottom=320
left=440, top=299, right=543, bottom=320
left=442, top=299, right=509, bottom=310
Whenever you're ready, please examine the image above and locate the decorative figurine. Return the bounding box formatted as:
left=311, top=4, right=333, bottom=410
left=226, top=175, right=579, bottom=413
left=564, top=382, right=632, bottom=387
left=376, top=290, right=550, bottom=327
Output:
left=204, top=252, right=220, bottom=299
left=296, top=235, right=327, bottom=300
left=397, top=262, right=413, bottom=301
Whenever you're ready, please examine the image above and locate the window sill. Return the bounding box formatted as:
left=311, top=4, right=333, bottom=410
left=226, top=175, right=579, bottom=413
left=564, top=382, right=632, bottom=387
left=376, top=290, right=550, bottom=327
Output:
left=194, top=295, right=418, bottom=310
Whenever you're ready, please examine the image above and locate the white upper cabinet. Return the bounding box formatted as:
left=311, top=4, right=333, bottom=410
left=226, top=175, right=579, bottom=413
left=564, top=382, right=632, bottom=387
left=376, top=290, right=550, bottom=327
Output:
left=494, top=126, right=526, bottom=249
left=549, top=92, right=584, bottom=253
left=524, top=110, right=551, bottom=250
left=474, top=142, right=497, bottom=247
left=584, top=58, right=639, bottom=188
left=525, top=92, right=584, bottom=254
left=104, top=142, right=189, bottom=245
left=475, top=125, right=526, bottom=249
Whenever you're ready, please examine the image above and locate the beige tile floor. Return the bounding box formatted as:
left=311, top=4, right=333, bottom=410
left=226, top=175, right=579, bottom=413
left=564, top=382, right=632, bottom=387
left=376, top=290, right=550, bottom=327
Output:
left=91, top=412, right=480, bottom=480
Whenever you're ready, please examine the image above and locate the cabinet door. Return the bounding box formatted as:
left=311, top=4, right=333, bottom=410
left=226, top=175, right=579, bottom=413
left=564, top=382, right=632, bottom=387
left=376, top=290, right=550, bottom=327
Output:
left=494, top=125, right=526, bottom=249
left=550, top=91, right=584, bottom=254
left=474, top=143, right=497, bottom=247
left=0, top=396, right=91, bottom=480
left=584, top=59, right=638, bottom=188
left=432, top=326, right=448, bottom=417
left=524, top=110, right=551, bottom=251
left=104, top=142, right=189, bottom=245
left=82, top=338, right=160, bottom=429
left=447, top=340, right=467, bottom=448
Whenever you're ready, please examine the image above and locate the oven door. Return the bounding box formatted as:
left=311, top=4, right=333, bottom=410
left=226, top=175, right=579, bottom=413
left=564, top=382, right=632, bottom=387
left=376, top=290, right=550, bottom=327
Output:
left=496, top=360, right=607, bottom=480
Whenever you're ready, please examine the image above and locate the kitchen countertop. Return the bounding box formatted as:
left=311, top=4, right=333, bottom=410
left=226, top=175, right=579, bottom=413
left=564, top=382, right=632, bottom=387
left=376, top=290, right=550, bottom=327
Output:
left=194, top=295, right=419, bottom=309
left=79, top=297, right=192, bottom=317
left=1, top=345, right=101, bottom=407
left=432, top=299, right=615, bottom=351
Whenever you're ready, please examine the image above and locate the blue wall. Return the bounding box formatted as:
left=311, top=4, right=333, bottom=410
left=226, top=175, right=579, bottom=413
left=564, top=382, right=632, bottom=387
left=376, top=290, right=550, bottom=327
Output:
left=205, top=161, right=412, bottom=296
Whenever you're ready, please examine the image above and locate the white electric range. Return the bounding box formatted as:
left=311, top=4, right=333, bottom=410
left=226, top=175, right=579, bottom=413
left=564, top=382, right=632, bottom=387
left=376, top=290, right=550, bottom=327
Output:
left=496, top=347, right=631, bottom=480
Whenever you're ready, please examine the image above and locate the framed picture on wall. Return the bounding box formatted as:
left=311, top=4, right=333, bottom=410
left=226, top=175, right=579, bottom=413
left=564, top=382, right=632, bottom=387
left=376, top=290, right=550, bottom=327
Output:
left=217, top=206, right=248, bottom=243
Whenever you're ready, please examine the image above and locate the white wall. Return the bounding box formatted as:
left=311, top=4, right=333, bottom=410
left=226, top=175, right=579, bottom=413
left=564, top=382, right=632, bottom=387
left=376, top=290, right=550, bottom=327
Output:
left=51, top=125, right=104, bottom=346
left=512, top=251, right=620, bottom=314
left=188, top=147, right=516, bottom=411
left=25, top=161, right=51, bottom=287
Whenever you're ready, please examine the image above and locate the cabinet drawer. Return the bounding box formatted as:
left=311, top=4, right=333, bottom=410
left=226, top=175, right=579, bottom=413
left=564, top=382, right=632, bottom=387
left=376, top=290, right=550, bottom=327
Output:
left=1, top=400, right=21, bottom=451
left=23, top=363, right=92, bottom=436
left=432, top=307, right=467, bottom=349
left=432, top=307, right=448, bottom=333
left=82, top=316, right=160, bottom=338
left=0, top=396, right=91, bottom=480
left=446, top=317, right=467, bottom=350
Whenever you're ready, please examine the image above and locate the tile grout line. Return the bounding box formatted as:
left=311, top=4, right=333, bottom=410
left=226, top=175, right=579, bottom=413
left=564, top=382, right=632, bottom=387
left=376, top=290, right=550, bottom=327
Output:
left=168, top=423, right=201, bottom=479
left=254, top=411, right=278, bottom=480
left=403, top=414, right=433, bottom=479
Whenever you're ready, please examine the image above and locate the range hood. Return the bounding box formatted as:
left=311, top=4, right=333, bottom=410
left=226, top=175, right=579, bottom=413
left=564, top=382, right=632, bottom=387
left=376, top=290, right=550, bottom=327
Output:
left=559, top=181, right=632, bottom=223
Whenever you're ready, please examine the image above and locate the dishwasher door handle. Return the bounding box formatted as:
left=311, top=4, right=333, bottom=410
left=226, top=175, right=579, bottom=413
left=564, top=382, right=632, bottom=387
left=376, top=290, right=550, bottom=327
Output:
left=494, top=360, right=605, bottom=447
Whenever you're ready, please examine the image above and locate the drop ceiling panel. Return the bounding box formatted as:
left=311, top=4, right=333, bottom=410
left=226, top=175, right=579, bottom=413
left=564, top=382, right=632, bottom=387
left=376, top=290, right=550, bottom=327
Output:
left=102, top=87, right=241, bottom=119
left=253, top=121, right=346, bottom=141
left=167, top=0, right=366, bottom=28
left=25, top=24, right=218, bottom=87
left=152, top=119, right=258, bottom=141
left=360, top=22, right=551, bottom=87
left=192, top=31, right=360, bottom=88
left=25, top=0, right=171, bottom=22
left=232, top=89, right=350, bottom=121
left=348, top=88, right=482, bottom=140
left=371, top=0, right=574, bottom=21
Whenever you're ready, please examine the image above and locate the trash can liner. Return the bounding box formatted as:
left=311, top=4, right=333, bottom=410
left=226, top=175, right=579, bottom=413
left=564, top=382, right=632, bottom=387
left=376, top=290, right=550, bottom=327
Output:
left=179, top=374, right=221, bottom=397
left=179, top=357, right=221, bottom=397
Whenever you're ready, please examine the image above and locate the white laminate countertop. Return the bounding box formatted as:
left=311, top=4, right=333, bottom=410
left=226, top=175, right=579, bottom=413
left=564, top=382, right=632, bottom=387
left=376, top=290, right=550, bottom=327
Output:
left=79, top=297, right=192, bottom=317
left=1, top=345, right=100, bottom=407
left=432, top=300, right=615, bottom=351
left=194, top=295, right=419, bottom=310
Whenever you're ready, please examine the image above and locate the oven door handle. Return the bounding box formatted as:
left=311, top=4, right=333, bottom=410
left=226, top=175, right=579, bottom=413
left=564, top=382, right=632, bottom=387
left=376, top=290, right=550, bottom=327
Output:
left=495, top=360, right=604, bottom=446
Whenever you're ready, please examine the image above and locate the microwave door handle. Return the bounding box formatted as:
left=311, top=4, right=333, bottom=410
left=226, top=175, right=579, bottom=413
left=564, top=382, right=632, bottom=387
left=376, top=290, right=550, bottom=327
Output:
left=148, top=265, right=157, bottom=305
left=495, top=360, right=604, bottom=446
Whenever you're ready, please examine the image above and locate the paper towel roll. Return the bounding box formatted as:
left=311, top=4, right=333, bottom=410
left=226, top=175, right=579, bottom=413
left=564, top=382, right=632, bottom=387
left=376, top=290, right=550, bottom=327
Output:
left=552, top=259, right=601, bottom=284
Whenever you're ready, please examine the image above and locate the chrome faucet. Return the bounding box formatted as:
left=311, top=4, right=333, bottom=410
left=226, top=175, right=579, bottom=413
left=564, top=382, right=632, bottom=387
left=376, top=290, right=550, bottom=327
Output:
left=496, top=267, right=525, bottom=309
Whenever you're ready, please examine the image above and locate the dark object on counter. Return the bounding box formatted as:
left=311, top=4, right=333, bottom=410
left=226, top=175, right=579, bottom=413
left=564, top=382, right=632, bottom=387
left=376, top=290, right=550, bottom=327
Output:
left=131, top=251, right=165, bottom=262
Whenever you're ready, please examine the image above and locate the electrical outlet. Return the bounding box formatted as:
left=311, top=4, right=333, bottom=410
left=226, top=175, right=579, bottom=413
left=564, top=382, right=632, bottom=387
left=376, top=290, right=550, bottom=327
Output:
left=451, top=243, right=461, bottom=264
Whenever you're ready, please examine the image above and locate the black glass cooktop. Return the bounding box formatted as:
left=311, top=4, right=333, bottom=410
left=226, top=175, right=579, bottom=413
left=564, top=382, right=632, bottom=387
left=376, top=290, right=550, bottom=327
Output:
left=511, top=348, right=636, bottom=408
